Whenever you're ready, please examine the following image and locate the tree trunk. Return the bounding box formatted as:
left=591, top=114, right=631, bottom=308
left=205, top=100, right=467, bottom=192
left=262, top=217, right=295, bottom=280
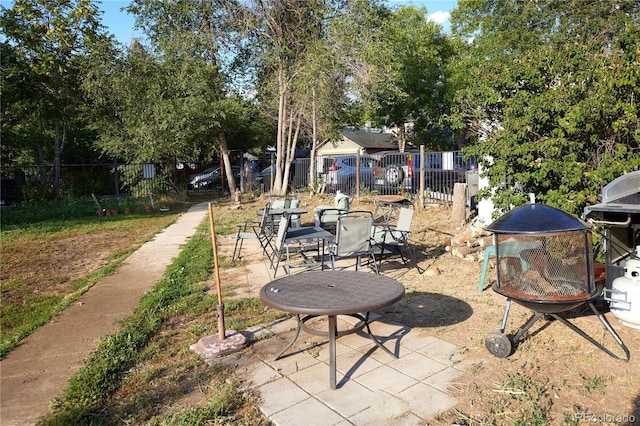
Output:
left=273, top=68, right=287, bottom=195
left=397, top=125, right=407, bottom=153
left=220, top=136, right=236, bottom=194
left=451, top=183, right=467, bottom=226
left=309, top=89, right=318, bottom=195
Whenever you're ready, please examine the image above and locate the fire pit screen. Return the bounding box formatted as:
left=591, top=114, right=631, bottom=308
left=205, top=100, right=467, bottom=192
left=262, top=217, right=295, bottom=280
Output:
left=493, top=231, right=596, bottom=311
left=484, top=204, right=629, bottom=360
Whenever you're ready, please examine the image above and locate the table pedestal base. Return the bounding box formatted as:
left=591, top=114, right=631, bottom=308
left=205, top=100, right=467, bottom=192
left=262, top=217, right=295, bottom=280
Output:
left=274, top=312, right=397, bottom=389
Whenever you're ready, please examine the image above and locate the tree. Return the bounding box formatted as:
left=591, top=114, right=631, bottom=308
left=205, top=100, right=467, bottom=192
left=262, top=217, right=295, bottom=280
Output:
left=87, top=43, right=225, bottom=163
left=244, top=0, right=331, bottom=194
left=99, top=0, right=248, bottom=194
left=347, top=5, right=454, bottom=151
left=1, top=0, right=109, bottom=195
left=302, top=46, right=350, bottom=194
left=448, top=0, right=640, bottom=216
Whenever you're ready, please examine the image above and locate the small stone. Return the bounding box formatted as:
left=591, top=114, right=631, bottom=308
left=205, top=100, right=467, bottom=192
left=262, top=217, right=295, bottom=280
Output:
left=424, top=267, right=441, bottom=276
left=190, top=330, right=247, bottom=360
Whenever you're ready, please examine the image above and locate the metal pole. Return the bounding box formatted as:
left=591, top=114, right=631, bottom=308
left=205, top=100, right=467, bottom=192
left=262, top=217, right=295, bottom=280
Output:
left=355, top=151, right=361, bottom=199
left=419, top=145, right=425, bottom=208
left=208, top=202, right=226, bottom=340
left=113, top=163, right=120, bottom=197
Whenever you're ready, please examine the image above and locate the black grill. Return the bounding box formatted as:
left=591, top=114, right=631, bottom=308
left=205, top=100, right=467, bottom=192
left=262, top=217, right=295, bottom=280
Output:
left=584, top=170, right=640, bottom=288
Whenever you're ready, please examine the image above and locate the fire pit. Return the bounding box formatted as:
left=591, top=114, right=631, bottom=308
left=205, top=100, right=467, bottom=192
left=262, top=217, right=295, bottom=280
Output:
left=484, top=203, right=629, bottom=360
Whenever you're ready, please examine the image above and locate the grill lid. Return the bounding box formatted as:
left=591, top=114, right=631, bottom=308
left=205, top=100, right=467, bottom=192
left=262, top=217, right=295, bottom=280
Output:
left=486, top=204, right=591, bottom=234
left=583, top=171, right=640, bottom=217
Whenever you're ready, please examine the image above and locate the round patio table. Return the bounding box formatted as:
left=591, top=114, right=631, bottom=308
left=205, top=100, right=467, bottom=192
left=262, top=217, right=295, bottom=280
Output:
left=260, top=270, right=405, bottom=389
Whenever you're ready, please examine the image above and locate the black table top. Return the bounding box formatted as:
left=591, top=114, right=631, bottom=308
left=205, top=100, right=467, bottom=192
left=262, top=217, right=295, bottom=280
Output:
left=285, top=226, right=333, bottom=243
left=260, top=271, right=404, bottom=316
left=257, top=207, right=308, bottom=216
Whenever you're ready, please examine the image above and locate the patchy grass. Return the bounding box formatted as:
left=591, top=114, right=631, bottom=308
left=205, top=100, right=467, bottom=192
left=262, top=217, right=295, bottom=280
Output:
left=0, top=198, right=189, bottom=357
left=581, top=375, right=613, bottom=396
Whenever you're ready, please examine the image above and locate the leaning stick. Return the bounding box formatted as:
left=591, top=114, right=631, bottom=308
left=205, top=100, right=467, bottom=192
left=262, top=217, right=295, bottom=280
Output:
left=208, top=202, right=226, bottom=341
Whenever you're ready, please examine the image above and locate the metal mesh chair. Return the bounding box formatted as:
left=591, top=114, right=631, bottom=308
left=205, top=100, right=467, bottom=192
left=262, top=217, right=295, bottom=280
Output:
left=314, top=191, right=351, bottom=232
left=329, top=211, right=378, bottom=273
left=372, top=207, right=419, bottom=271
left=268, top=211, right=291, bottom=277
left=232, top=202, right=273, bottom=261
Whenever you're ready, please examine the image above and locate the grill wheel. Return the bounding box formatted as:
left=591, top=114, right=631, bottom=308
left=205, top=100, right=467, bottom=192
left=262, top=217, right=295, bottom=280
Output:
left=485, top=332, right=512, bottom=358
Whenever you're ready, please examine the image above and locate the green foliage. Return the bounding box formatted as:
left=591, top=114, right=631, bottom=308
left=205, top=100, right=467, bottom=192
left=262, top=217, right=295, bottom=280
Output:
left=448, top=0, right=640, bottom=216
left=86, top=44, right=227, bottom=164
left=581, top=375, right=613, bottom=396
left=358, top=5, right=455, bottom=150
left=1, top=199, right=103, bottom=228
left=148, top=380, right=246, bottom=425
left=0, top=0, right=112, bottom=188
left=490, top=372, right=551, bottom=425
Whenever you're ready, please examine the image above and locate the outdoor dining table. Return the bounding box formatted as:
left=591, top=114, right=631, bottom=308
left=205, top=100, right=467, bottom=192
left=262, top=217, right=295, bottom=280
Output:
left=256, top=207, right=308, bottom=218
left=260, top=270, right=405, bottom=389
left=373, top=195, right=413, bottom=226
left=281, top=226, right=334, bottom=274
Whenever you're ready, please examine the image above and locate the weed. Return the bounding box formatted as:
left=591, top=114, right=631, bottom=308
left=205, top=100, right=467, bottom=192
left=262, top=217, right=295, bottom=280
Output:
left=488, top=371, right=551, bottom=424
left=187, top=322, right=209, bottom=337
left=467, top=361, right=484, bottom=374
left=581, top=375, right=612, bottom=395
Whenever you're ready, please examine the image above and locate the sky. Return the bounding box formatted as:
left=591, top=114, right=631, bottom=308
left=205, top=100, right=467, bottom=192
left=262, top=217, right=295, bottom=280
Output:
left=96, top=0, right=458, bottom=45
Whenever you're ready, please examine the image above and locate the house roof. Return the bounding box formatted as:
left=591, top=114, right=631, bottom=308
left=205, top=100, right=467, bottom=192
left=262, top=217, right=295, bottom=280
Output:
left=340, top=130, right=398, bottom=150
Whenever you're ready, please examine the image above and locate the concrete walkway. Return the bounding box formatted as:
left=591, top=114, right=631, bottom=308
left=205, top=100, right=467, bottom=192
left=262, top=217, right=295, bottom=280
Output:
left=1, top=202, right=469, bottom=425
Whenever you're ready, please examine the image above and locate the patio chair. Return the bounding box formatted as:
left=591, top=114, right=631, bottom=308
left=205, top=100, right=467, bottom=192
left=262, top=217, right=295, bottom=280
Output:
left=268, top=211, right=292, bottom=277
left=314, top=190, right=351, bottom=232
left=372, top=207, right=419, bottom=272
left=289, top=198, right=302, bottom=228
left=232, top=202, right=273, bottom=261
left=329, top=211, right=378, bottom=273
left=267, top=195, right=300, bottom=228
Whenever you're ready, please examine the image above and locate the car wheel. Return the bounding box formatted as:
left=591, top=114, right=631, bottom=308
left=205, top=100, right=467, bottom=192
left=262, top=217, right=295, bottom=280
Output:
left=385, top=165, right=404, bottom=185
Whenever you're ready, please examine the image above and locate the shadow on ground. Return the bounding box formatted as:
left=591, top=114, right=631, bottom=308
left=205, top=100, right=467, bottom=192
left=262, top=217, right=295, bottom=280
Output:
left=379, top=291, right=473, bottom=328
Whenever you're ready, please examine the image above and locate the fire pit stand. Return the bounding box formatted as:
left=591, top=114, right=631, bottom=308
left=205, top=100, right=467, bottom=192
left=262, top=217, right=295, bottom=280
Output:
left=484, top=204, right=630, bottom=361
left=486, top=299, right=629, bottom=360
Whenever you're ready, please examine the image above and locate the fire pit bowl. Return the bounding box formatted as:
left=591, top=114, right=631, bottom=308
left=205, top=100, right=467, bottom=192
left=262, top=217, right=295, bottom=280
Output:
left=483, top=204, right=629, bottom=360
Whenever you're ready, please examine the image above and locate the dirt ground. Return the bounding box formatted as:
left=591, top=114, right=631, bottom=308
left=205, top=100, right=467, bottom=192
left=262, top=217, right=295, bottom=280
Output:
left=7, top=195, right=640, bottom=424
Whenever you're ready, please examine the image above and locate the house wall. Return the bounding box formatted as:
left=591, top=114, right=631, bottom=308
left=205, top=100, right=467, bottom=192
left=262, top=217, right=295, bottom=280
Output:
left=316, top=139, right=362, bottom=156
